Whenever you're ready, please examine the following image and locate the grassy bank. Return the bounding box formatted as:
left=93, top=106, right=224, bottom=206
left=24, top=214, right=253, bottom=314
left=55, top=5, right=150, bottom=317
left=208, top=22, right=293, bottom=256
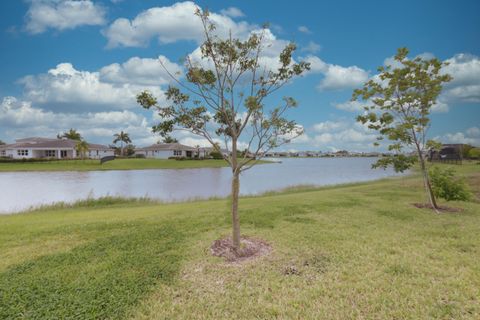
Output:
left=0, top=163, right=479, bottom=319
left=0, top=158, right=244, bottom=172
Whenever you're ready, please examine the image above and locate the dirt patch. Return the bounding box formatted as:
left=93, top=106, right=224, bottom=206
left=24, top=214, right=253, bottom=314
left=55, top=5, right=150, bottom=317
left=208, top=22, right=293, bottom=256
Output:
left=210, top=236, right=271, bottom=263
left=413, top=203, right=463, bottom=213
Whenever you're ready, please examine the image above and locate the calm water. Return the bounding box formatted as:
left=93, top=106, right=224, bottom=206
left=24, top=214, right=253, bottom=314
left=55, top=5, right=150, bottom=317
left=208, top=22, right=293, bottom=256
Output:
left=0, top=157, right=405, bottom=214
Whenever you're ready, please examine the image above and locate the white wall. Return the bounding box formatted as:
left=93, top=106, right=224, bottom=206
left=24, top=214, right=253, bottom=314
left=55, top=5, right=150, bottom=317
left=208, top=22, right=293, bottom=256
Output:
left=3, top=148, right=114, bottom=159
left=9, top=148, right=34, bottom=159
left=143, top=150, right=175, bottom=159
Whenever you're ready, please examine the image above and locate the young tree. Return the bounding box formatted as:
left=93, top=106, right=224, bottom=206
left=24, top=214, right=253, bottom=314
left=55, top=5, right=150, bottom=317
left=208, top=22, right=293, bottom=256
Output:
left=462, top=144, right=474, bottom=159
left=125, top=144, right=136, bottom=157
left=137, top=8, right=309, bottom=250
left=113, top=131, right=132, bottom=156
left=162, top=136, right=179, bottom=143
left=75, top=140, right=89, bottom=160
left=58, top=128, right=82, bottom=141
left=0, top=140, right=5, bottom=145
left=352, top=47, right=452, bottom=212
left=468, top=148, right=480, bottom=159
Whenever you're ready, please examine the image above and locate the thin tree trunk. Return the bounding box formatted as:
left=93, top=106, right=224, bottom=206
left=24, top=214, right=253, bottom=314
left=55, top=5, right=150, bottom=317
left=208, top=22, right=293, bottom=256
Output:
left=419, top=154, right=439, bottom=212
left=231, top=171, right=241, bottom=249
left=412, top=131, right=439, bottom=213
left=231, top=138, right=241, bottom=250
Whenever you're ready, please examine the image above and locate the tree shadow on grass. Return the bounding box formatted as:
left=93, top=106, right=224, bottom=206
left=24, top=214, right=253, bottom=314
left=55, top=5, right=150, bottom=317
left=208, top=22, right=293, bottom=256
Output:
left=0, top=223, right=185, bottom=320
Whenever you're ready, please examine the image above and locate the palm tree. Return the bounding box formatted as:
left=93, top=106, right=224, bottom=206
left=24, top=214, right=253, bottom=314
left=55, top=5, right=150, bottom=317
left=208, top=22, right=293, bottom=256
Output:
left=75, top=140, right=89, bottom=160
left=113, top=131, right=132, bottom=156
left=58, top=128, right=82, bottom=141
left=162, top=136, right=178, bottom=143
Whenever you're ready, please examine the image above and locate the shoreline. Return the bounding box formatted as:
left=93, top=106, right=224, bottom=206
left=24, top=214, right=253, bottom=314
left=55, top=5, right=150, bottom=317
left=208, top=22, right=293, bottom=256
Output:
left=0, top=158, right=271, bottom=172
left=2, top=173, right=412, bottom=216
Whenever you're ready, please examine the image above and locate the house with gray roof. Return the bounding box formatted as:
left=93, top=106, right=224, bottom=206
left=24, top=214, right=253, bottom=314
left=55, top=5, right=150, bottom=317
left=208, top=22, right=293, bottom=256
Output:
left=0, top=137, right=114, bottom=159
left=135, top=143, right=197, bottom=159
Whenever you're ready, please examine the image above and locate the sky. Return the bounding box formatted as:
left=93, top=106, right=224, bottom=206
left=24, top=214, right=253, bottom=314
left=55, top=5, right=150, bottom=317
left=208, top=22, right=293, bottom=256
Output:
left=0, top=0, right=479, bottom=152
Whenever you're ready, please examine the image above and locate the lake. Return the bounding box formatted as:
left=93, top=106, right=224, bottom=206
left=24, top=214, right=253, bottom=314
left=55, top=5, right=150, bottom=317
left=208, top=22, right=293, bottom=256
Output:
left=0, top=157, right=406, bottom=214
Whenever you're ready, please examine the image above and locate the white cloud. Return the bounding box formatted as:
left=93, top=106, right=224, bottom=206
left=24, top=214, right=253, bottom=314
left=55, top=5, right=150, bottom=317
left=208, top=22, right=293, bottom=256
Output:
left=99, top=55, right=182, bottom=86
left=435, top=132, right=479, bottom=146
left=303, top=120, right=379, bottom=151
left=25, top=0, right=106, bottom=34
left=313, top=132, right=333, bottom=144
left=466, top=127, right=480, bottom=137
left=220, top=7, right=245, bottom=18
left=103, top=1, right=254, bottom=48
left=18, top=58, right=180, bottom=112
left=441, top=54, right=480, bottom=103
left=304, top=55, right=328, bottom=73
left=301, top=41, right=321, bottom=54
left=303, top=55, right=369, bottom=90
left=333, top=100, right=365, bottom=112
left=0, top=96, right=154, bottom=144
left=431, top=100, right=449, bottom=113
left=312, top=120, right=347, bottom=132
left=317, top=64, right=369, bottom=91
left=298, top=26, right=311, bottom=34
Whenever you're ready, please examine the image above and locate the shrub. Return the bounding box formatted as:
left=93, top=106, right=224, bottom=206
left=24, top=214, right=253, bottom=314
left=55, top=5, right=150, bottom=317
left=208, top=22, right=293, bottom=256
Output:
left=468, top=148, right=480, bottom=160
left=0, top=157, right=57, bottom=163
left=429, top=166, right=471, bottom=201
left=210, top=151, right=224, bottom=159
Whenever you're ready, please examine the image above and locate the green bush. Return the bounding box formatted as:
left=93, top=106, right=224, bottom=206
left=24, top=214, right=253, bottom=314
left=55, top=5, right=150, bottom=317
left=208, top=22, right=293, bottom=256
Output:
left=210, top=151, right=224, bottom=159
left=0, top=157, right=58, bottom=163
left=134, top=154, right=146, bottom=159
left=429, top=166, right=471, bottom=202
left=468, top=148, right=480, bottom=159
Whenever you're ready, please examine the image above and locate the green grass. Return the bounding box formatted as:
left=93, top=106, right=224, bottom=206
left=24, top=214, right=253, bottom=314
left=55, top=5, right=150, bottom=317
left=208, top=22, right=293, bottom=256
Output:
left=0, top=158, right=241, bottom=172
left=0, top=163, right=479, bottom=319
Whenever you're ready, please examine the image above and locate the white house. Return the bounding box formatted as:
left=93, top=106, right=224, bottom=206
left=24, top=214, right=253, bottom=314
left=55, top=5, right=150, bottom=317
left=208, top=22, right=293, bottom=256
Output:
left=0, top=137, right=114, bottom=159
left=135, top=143, right=197, bottom=159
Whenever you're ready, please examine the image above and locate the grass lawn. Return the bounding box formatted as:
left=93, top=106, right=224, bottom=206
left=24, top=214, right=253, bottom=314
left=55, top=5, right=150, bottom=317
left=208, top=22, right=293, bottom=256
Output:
left=0, top=158, right=241, bottom=172
left=0, top=162, right=479, bottom=319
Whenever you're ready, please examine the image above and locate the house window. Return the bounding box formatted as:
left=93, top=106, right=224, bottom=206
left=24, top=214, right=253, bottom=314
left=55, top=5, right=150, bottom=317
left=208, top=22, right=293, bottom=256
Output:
left=173, top=150, right=182, bottom=156
left=45, top=150, right=56, bottom=157
left=17, top=150, right=29, bottom=156
left=0, top=150, right=5, bottom=156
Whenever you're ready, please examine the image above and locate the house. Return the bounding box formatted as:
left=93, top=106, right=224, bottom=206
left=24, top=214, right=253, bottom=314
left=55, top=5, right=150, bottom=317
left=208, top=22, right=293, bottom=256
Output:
left=334, top=150, right=350, bottom=157
left=428, top=144, right=463, bottom=164
left=0, top=137, right=114, bottom=159
left=135, top=143, right=197, bottom=159
left=198, top=147, right=229, bottom=158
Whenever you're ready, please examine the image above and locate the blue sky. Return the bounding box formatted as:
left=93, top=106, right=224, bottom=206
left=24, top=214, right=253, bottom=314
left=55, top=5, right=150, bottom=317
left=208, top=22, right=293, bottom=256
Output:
left=0, top=0, right=479, bottom=151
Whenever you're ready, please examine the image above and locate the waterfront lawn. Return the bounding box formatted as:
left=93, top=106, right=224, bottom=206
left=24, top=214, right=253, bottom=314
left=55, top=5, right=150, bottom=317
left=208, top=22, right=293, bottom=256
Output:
left=0, top=158, right=236, bottom=172
left=0, top=163, right=479, bottom=319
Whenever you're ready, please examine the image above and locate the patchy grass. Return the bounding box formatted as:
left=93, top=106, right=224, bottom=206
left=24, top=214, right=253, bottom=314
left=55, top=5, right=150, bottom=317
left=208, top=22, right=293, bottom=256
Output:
left=0, top=158, right=269, bottom=172
left=0, top=162, right=479, bottom=319
left=21, top=196, right=159, bottom=214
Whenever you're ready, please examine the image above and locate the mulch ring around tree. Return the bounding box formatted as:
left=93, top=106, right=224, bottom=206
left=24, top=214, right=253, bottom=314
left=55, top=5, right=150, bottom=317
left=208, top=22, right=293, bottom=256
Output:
left=210, top=236, right=272, bottom=263
left=413, top=203, right=463, bottom=213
